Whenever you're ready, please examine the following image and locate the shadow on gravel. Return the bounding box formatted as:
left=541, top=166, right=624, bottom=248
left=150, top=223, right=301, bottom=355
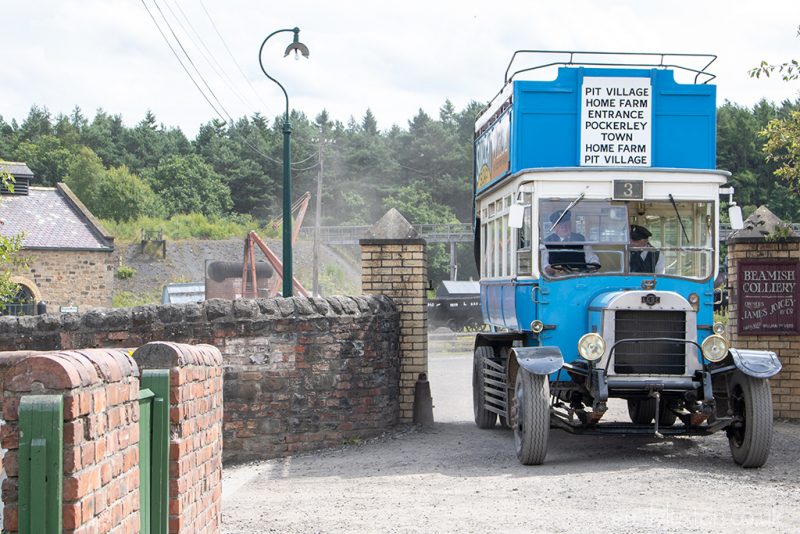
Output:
left=251, top=420, right=799, bottom=488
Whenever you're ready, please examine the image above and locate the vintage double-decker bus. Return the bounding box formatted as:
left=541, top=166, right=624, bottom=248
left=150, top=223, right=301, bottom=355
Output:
left=472, top=51, right=781, bottom=466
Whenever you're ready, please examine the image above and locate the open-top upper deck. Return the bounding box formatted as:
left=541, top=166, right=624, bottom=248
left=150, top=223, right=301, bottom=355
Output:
left=474, top=52, right=720, bottom=196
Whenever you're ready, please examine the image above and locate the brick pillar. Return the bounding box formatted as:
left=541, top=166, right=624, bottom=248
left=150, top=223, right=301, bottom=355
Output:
left=133, top=341, right=223, bottom=533
left=727, top=205, right=800, bottom=420
left=0, top=351, right=37, bottom=498
left=1, top=349, right=140, bottom=533
left=360, top=209, right=428, bottom=422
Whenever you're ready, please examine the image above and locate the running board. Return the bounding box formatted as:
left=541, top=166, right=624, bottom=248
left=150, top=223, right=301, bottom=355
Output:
left=550, top=413, right=732, bottom=436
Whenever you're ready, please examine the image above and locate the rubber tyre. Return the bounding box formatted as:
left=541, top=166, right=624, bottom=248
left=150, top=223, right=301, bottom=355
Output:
left=727, top=371, right=773, bottom=468
left=514, top=369, right=550, bottom=465
left=627, top=398, right=656, bottom=424
left=659, top=403, right=678, bottom=427
left=473, top=346, right=498, bottom=429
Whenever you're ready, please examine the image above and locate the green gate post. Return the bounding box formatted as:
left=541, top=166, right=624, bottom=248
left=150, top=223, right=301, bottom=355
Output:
left=141, top=370, right=170, bottom=534
left=19, top=395, right=63, bottom=534
left=138, top=388, right=154, bottom=533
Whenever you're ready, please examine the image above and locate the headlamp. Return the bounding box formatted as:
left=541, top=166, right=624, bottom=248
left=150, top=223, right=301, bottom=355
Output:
left=578, top=333, right=606, bottom=361
left=701, top=334, right=729, bottom=363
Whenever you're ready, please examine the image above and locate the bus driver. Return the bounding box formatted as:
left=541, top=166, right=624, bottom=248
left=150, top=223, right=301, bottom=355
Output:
left=542, top=210, right=600, bottom=275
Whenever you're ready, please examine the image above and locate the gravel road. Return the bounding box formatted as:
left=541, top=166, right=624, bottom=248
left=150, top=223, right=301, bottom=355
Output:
left=222, top=350, right=800, bottom=534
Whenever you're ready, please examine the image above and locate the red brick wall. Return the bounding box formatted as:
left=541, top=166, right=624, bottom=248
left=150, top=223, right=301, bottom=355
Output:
left=1, top=349, right=139, bottom=533
left=0, top=351, right=38, bottom=496
left=133, top=342, right=223, bottom=533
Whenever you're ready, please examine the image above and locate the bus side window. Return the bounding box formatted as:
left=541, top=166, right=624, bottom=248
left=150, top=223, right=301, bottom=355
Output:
left=517, top=206, right=532, bottom=275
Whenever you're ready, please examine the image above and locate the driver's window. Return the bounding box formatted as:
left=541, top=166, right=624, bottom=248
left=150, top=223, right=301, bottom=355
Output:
left=629, top=201, right=713, bottom=279
left=538, top=200, right=627, bottom=276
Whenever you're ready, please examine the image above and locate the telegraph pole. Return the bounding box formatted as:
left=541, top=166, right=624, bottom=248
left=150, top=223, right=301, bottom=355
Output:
left=312, top=132, right=324, bottom=297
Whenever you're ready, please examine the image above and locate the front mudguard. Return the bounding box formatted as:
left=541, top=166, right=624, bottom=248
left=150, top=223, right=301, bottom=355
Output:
left=728, top=348, right=782, bottom=379
left=513, top=346, right=563, bottom=376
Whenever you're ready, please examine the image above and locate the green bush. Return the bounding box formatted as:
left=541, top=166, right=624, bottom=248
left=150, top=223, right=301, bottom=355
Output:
left=115, top=265, right=136, bottom=280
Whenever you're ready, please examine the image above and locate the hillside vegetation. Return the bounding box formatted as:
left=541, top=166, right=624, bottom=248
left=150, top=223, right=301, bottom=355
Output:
left=2, top=97, right=800, bottom=286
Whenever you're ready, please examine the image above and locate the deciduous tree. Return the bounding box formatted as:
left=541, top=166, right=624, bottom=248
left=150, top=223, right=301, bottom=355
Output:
left=145, top=154, right=232, bottom=216
left=94, top=165, right=163, bottom=221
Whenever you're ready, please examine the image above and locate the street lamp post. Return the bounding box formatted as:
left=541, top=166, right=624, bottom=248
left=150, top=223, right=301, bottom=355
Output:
left=258, top=27, right=309, bottom=297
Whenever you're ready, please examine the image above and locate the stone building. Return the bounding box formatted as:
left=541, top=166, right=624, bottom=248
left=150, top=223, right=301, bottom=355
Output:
left=0, top=162, right=115, bottom=313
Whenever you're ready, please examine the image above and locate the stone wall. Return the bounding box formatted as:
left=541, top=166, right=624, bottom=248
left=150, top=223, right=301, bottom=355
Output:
left=16, top=249, right=115, bottom=311
left=0, top=296, right=401, bottom=462
left=219, top=297, right=400, bottom=461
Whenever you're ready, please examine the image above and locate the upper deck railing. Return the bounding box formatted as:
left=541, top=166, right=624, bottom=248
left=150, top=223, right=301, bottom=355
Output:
left=503, top=50, right=717, bottom=86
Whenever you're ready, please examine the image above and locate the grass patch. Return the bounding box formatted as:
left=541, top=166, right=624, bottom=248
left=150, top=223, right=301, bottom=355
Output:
left=113, top=289, right=162, bottom=308
left=102, top=213, right=281, bottom=242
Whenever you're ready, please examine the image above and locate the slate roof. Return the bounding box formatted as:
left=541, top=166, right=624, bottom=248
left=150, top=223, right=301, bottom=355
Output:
left=0, top=162, right=34, bottom=179
left=0, top=186, right=114, bottom=251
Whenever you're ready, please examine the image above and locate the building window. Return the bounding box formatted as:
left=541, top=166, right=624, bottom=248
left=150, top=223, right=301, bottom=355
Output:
left=1, top=284, right=35, bottom=316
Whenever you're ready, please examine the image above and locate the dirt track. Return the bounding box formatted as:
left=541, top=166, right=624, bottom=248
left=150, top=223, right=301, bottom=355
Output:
left=222, top=351, right=800, bottom=534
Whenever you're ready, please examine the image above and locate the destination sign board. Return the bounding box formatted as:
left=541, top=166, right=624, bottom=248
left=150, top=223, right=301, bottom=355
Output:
left=737, top=260, right=799, bottom=334
left=580, top=77, right=652, bottom=167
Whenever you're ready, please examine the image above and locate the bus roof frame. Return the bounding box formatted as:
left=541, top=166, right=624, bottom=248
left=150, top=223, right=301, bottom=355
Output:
left=503, top=50, right=717, bottom=86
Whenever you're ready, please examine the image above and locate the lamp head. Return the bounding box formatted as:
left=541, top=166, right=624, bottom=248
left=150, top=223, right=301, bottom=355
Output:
left=285, top=27, right=310, bottom=60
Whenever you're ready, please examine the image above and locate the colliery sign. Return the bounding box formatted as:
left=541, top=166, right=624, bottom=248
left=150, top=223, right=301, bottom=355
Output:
left=737, top=260, right=799, bottom=334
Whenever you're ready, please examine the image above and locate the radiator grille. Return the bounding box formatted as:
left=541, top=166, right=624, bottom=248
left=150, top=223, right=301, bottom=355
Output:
left=614, top=310, right=686, bottom=374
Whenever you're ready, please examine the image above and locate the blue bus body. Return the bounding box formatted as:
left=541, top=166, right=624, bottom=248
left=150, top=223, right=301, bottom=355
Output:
left=476, top=67, right=716, bottom=193
left=475, top=65, right=719, bottom=370
left=481, top=275, right=714, bottom=370
left=471, top=52, right=780, bottom=467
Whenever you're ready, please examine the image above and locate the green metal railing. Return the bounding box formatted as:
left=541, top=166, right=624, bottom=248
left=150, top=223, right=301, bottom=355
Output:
left=19, top=395, right=63, bottom=533
left=140, top=370, right=170, bottom=534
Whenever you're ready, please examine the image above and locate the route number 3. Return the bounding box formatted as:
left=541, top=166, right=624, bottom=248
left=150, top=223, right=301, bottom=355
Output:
left=613, top=180, right=644, bottom=200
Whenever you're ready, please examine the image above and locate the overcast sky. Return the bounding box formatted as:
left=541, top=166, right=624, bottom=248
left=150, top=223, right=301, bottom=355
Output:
left=2, top=1, right=799, bottom=137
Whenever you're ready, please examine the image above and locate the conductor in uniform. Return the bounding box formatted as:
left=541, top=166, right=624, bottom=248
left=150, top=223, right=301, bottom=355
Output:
left=629, top=224, right=664, bottom=274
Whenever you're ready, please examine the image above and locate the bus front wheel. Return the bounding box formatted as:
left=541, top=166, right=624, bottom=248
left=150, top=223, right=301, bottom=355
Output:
left=514, top=368, right=550, bottom=465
